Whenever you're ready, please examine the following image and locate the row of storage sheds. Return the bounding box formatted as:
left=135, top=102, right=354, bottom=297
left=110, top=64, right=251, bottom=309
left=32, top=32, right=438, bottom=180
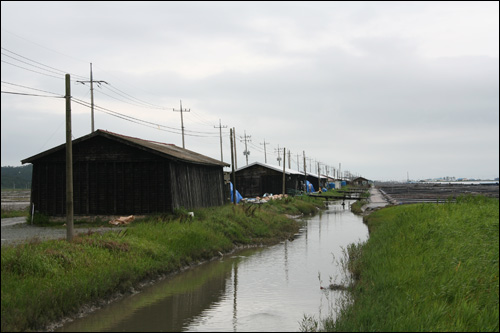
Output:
left=234, top=162, right=303, bottom=197
left=234, top=161, right=337, bottom=197
left=21, top=130, right=229, bottom=216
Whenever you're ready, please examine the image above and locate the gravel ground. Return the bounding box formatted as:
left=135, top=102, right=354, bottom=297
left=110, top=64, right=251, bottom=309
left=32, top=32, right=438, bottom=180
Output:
left=1, top=217, right=122, bottom=246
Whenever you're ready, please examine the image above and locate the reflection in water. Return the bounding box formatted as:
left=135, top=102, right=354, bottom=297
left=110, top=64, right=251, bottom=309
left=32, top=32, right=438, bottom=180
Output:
left=232, top=262, right=237, bottom=332
left=57, top=200, right=368, bottom=332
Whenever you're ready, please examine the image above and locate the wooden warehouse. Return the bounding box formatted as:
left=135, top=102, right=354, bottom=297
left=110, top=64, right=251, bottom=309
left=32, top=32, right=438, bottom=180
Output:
left=21, top=130, right=229, bottom=216
left=235, top=162, right=303, bottom=197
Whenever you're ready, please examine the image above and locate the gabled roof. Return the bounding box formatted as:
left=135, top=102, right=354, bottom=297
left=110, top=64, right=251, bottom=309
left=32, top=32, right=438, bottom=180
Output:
left=22, top=129, right=229, bottom=167
left=353, top=177, right=370, bottom=182
left=236, top=161, right=304, bottom=175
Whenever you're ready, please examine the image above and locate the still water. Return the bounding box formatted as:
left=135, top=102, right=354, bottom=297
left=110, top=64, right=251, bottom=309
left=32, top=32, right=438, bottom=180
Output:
left=57, top=201, right=369, bottom=332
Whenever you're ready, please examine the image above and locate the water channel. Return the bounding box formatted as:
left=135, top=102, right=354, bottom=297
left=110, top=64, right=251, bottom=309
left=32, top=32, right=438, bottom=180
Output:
left=57, top=200, right=369, bottom=332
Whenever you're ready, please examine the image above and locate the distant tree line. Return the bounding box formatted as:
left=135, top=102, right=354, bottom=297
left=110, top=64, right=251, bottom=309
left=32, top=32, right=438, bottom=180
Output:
left=1, top=165, right=33, bottom=189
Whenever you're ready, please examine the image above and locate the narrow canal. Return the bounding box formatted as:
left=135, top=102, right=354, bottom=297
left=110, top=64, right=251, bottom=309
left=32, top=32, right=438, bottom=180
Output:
left=57, top=200, right=369, bottom=332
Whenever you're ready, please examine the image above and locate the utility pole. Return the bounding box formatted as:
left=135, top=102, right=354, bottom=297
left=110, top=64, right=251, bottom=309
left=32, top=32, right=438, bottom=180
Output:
left=173, top=100, right=190, bottom=148
left=296, top=153, right=300, bottom=171
left=283, top=147, right=286, bottom=195
left=260, top=139, right=269, bottom=164
left=288, top=149, right=291, bottom=169
left=275, top=144, right=282, bottom=166
left=230, top=128, right=236, bottom=204
left=303, top=151, right=307, bottom=192
left=240, top=131, right=251, bottom=166
left=317, top=162, right=321, bottom=191
left=65, top=74, right=74, bottom=242
left=214, top=119, right=227, bottom=162
left=76, top=63, right=107, bottom=133
left=232, top=127, right=237, bottom=169
left=282, top=147, right=286, bottom=195
left=306, top=157, right=312, bottom=173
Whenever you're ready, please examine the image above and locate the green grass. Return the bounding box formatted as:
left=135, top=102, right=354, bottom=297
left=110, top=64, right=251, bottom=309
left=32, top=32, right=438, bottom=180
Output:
left=313, top=195, right=499, bottom=332
left=1, top=197, right=323, bottom=332
left=1, top=208, right=29, bottom=218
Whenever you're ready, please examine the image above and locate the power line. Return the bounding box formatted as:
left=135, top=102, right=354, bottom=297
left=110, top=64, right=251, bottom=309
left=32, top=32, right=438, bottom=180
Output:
left=1, top=80, right=62, bottom=96
left=100, top=83, right=169, bottom=110
left=72, top=97, right=220, bottom=138
left=1, top=91, right=63, bottom=98
left=1, top=60, right=65, bottom=80
left=1, top=47, right=88, bottom=80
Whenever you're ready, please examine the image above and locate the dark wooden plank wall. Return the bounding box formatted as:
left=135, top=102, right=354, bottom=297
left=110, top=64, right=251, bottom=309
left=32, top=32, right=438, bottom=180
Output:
left=29, top=136, right=225, bottom=216
left=170, top=162, right=225, bottom=210
left=236, top=165, right=300, bottom=197
left=31, top=162, right=66, bottom=215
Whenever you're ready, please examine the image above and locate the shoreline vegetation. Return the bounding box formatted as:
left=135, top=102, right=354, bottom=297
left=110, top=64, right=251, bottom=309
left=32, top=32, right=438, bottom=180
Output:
left=302, top=194, right=499, bottom=332
left=1, top=195, right=325, bottom=332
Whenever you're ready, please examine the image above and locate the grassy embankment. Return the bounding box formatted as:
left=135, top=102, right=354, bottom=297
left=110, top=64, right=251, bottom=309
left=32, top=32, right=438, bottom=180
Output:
left=1, top=196, right=323, bottom=332
left=305, top=195, right=499, bottom=332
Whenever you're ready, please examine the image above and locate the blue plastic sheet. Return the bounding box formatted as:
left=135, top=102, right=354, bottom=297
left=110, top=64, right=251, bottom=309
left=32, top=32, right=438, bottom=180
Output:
left=305, top=180, right=315, bottom=193
left=230, top=182, right=243, bottom=203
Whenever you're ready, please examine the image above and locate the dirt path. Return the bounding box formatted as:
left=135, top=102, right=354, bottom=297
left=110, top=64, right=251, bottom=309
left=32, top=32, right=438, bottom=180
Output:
left=360, top=187, right=392, bottom=214
left=1, top=217, right=121, bottom=246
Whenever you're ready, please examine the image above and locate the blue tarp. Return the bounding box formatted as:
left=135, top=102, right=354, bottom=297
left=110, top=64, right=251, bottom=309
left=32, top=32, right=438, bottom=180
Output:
left=305, top=180, right=315, bottom=193
left=230, top=182, right=243, bottom=203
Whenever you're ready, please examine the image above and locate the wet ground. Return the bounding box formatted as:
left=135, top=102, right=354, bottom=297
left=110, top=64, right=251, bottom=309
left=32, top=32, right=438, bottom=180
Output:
left=1, top=189, right=30, bottom=211
left=376, top=183, right=499, bottom=204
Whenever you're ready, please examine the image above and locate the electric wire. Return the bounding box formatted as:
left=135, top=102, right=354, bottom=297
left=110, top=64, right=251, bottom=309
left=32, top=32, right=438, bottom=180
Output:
left=1, top=80, right=62, bottom=96
left=1, top=47, right=89, bottom=80
left=1, top=44, right=341, bottom=172
left=1, top=91, right=63, bottom=98
left=101, top=83, right=169, bottom=109
left=72, top=98, right=221, bottom=138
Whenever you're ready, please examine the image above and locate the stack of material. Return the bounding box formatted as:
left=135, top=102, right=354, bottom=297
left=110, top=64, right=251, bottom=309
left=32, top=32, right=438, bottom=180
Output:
left=109, top=215, right=135, bottom=225
left=243, top=194, right=288, bottom=203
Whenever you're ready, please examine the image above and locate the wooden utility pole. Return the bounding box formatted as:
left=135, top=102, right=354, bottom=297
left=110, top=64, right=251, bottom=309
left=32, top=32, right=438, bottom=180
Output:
left=303, top=151, right=307, bottom=192
left=240, top=131, right=251, bottom=166
left=173, top=100, right=190, bottom=148
left=317, top=162, right=321, bottom=191
left=282, top=147, right=286, bottom=195
left=288, top=149, right=291, bottom=169
left=65, top=74, right=74, bottom=242
left=275, top=144, right=282, bottom=166
left=260, top=139, right=269, bottom=163
left=232, top=127, right=237, bottom=169
left=214, top=119, right=227, bottom=162
left=230, top=128, right=236, bottom=204
left=76, top=63, right=107, bottom=133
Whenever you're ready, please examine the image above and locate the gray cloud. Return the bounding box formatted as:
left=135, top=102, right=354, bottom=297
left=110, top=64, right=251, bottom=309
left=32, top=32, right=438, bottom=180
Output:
left=1, top=1, right=498, bottom=181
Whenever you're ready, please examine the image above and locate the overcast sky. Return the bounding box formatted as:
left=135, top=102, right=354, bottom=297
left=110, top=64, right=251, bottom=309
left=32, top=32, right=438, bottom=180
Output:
left=1, top=1, right=498, bottom=181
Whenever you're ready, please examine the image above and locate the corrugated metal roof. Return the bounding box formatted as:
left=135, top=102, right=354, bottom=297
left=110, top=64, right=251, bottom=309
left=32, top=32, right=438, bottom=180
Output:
left=22, top=129, right=229, bottom=167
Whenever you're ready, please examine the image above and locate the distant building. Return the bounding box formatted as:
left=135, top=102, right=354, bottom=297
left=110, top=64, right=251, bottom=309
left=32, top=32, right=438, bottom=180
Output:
left=21, top=130, right=229, bottom=216
left=234, top=162, right=303, bottom=197
left=352, top=177, right=370, bottom=187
